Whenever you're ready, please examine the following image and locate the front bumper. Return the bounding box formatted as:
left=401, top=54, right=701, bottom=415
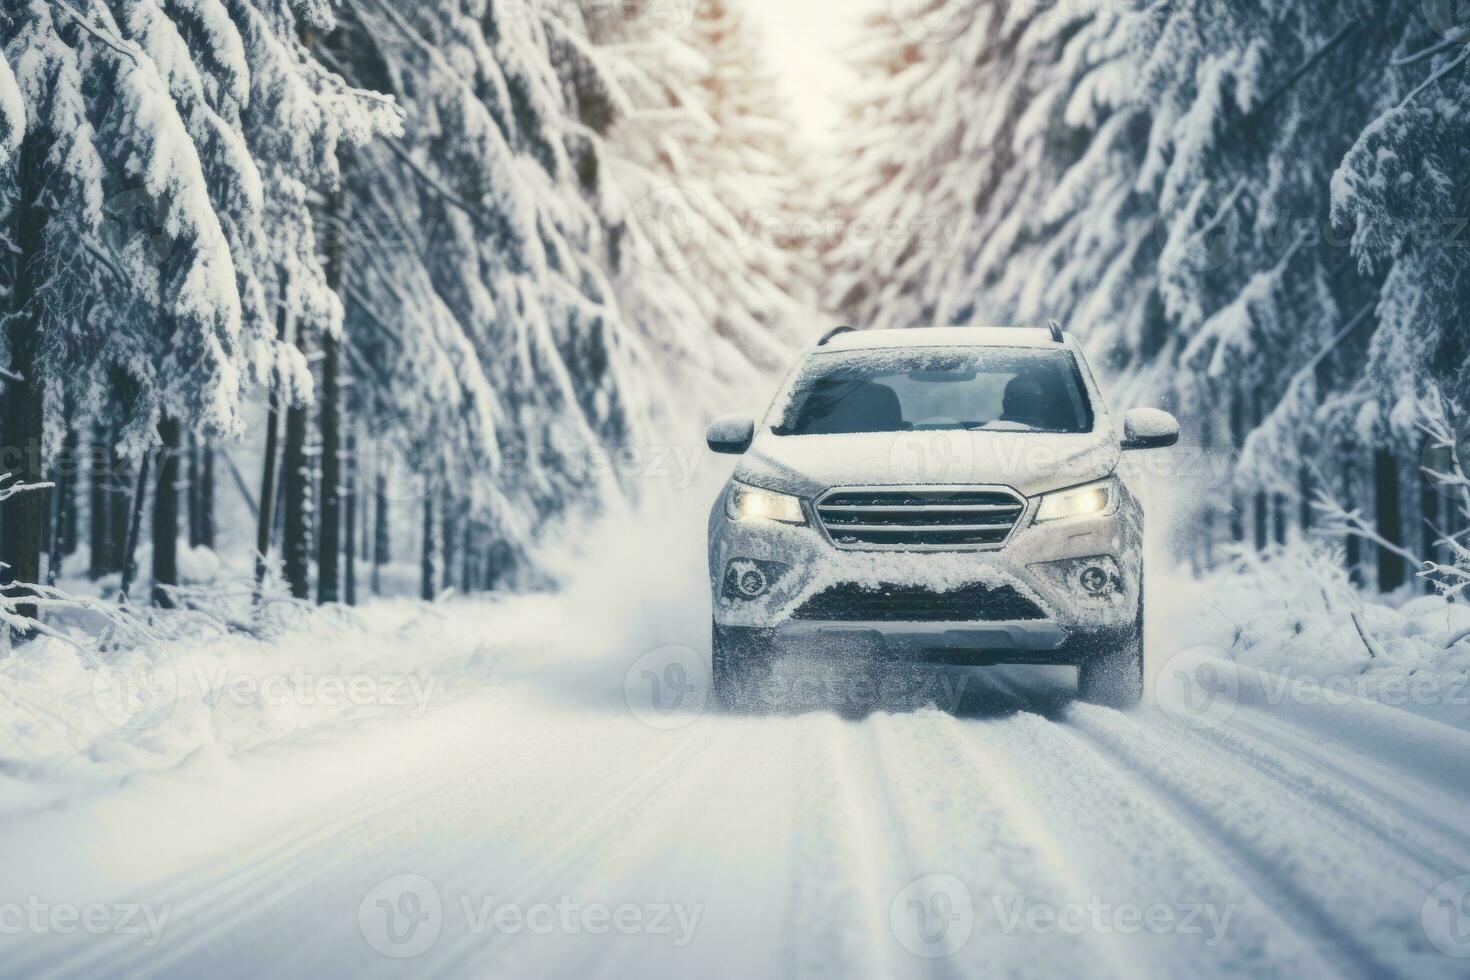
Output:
left=709, top=484, right=1143, bottom=657
left=727, top=621, right=1134, bottom=667
left=778, top=619, right=1068, bottom=663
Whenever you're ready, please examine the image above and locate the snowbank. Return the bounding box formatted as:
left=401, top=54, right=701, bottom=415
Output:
left=1152, top=545, right=1470, bottom=731
left=0, top=598, right=519, bottom=822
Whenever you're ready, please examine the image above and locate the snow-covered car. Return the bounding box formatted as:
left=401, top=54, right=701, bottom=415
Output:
left=705, top=325, right=1180, bottom=710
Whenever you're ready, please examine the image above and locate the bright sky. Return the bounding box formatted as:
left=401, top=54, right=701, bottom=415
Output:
left=739, top=0, right=871, bottom=140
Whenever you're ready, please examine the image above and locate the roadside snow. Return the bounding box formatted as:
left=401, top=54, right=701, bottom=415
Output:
left=0, top=600, right=512, bottom=822
left=1153, top=545, right=1470, bottom=730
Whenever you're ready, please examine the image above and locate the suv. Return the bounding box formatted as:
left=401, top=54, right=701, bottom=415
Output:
left=705, top=326, right=1179, bottom=710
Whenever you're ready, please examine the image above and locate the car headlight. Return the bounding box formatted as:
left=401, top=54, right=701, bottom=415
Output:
left=1033, top=477, right=1118, bottom=523
left=726, top=481, right=806, bottom=525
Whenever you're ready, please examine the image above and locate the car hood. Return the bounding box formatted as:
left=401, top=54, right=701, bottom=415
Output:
left=733, top=428, right=1120, bottom=499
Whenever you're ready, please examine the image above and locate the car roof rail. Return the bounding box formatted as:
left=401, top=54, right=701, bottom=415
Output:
left=818, top=325, right=857, bottom=346
left=1047, top=319, right=1065, bottom=344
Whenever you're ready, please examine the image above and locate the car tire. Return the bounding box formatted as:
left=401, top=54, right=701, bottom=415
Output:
left=711, top=622, right=775, bottom=713
left=1078, top=608, right=1144, bottom=709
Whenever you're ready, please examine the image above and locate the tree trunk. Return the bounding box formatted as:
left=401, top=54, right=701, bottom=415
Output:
left=109, top=423, right=132, bottom=575
left=420, top=490, right=436, bottom=602
left=272, top=450, right=288, bottom=550
left=1343, top=459, right=1362, bottom=587
left=254, top=289, right=289, bottom=602
left=1, top=133, right=51, bottom=622
left=46, top=461, right=62, bottom=587
left=46, top=421, right=78, bottom=585
left=461, top=522, right=474, bottom=595
left=343, top=422, right=357, bottom=607
left=89, top=420, right=110, bottom=581
left=119, top=453, right=152, bottom=604
left=1229, top=387, right=1245, bottom=542
left=151, top=419, right=181, bottom=607
left=1420, top=438, right=1439, bottom=593
left=187, top=437, right=201, bottom=547
left=1197, top=417, right=1215, bottom=574
left=1298, top=466, right=1314, bottom=536
left=1374, top=448, right=1406, bottom=592
left=317, top=332, right=342, bottom=605
left=185, top=436, right=216, bottom=548
left=282, top=396, right=311, bottom=600
left=1252, top=391, right=1268, bottom=551
left=441, top=494, right=456, bottom=596
left=198, top=443, right=215, bottom=549
left=60, top=422, right=79, bottom=555
left=317, top=183, right=348, bottom=604
left=360, top=460, right=372, bottom=568
left=373, top=469, right=388, bottom=596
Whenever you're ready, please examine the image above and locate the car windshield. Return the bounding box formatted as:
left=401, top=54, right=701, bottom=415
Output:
left=772, top=346, right=1094, bottom=436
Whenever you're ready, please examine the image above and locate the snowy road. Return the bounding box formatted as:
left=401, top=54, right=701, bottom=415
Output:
left=5, top=596, right=1470, bottom=979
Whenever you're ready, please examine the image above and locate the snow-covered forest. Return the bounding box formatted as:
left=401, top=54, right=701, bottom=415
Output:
left=0, top=0, right=809, bottom=615
left=830, top=0, right=1470, bottom=597
left=2, top=0, right=1464, bottom=620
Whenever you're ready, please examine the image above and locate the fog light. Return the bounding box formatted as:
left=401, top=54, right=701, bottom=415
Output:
left=737, top=565, right=768, bottom=598
left=1027, top=555, right=1127, bottom=609
left=722, top=558, right=788, bottom=602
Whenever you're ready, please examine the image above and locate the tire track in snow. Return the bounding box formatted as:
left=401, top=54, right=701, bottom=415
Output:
left=7, top=705, right=544, bottom=978
left=962, top=710, right=1334, bottom=977
left=780, top=713, right=901, bottom=979
left=864, top=709, right=1128, bottom=979
left=18, top=709, right=706, bottom=979
left=1175, top=705, right=1470, bottom=876
left=1069, top=703, right=1459, bottom=980
left=417, top=724, right=725, bottom=977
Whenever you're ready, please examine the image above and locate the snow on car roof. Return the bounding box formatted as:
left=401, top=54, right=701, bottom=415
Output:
left=815, top=326, right=1072, bottom=352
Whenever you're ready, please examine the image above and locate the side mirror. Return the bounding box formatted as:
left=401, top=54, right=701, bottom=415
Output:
left=706, top=415, right=755, bottom=455
left=1122, top=408, right=1180, bottom=451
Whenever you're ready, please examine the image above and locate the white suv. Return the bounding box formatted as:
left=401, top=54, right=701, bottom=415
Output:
left=705, top=326, right=1179, bottom=710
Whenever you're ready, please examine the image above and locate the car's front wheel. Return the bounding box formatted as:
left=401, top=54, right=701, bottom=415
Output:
left=1078, top=608, right=1144, bottom=709
left=711, top=623, right=775, bottom=713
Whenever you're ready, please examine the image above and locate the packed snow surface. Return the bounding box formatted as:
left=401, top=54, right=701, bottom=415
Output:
left=2, top=499, right=1469, bottom=979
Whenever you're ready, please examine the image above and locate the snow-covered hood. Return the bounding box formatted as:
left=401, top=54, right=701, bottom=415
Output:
left=734, top=428, right=1120, bottom=499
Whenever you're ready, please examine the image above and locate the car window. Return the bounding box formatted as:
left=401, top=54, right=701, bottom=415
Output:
left=771, top=347, right=1094, bottom=436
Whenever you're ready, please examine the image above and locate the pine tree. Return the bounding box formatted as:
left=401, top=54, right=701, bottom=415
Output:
left=0, top=0, right=394, bottom=612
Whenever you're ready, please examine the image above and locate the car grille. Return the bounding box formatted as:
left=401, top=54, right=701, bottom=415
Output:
left=791, top=583, right=1046, bottom=623
left=815, top=487, right=1027, bottom=550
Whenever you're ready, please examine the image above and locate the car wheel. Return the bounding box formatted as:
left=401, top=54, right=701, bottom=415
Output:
left=711, top=622, right=775, bottom=713
left=1078, top=608, right=1144, bottom=709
